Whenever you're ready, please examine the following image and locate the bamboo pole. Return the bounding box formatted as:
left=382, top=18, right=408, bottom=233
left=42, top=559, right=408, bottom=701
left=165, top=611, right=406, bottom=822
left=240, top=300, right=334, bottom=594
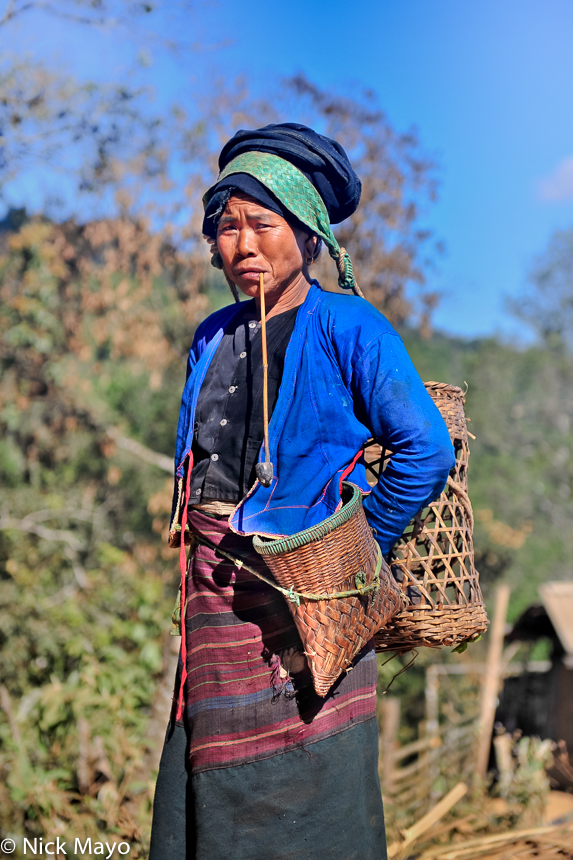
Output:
left=387, top=782, right=468, bottom=858
left=425, top=664, right=441, bottom=801
left=380, top=696, right=400, bottom=795
left=476, top=584, right=511, bottom=779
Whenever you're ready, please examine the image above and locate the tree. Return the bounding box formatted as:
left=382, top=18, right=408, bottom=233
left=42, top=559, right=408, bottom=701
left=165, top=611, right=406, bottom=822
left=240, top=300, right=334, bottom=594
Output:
left=0, top=58, right=174, bottom=213
left=510, top=228, right=573, bottom=350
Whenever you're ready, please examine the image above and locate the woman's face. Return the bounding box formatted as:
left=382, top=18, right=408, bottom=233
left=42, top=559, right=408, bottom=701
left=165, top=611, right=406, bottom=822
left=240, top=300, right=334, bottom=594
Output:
left=216, top=193, right=316, bottom=300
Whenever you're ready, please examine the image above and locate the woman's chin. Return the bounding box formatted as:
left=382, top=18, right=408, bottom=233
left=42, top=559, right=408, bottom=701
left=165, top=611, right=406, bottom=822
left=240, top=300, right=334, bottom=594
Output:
left=234, top=276, right=279, bottom=298
left=235, top=281, right=261, bottom=298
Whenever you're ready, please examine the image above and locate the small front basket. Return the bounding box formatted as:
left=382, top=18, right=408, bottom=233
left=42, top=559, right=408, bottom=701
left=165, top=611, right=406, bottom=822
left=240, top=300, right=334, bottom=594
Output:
left=365, top=382, right=489, bottom=653
left=253, top=482, right=405, bottom=697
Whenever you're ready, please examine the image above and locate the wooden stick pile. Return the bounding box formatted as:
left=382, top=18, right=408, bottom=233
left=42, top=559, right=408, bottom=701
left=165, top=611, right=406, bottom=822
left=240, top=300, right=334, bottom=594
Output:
left=416, top=822, right=573, bottom=860
left=387, top=781, right=573, bottom=860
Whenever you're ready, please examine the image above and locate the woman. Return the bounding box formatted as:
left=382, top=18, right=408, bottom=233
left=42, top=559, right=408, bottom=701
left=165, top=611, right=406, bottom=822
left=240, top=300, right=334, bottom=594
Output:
left=149, top=124, right=454, bottom=860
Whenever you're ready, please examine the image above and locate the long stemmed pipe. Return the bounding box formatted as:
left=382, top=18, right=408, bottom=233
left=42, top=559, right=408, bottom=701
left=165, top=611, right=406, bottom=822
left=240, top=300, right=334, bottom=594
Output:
left=255, top=272, right=274, bottom=487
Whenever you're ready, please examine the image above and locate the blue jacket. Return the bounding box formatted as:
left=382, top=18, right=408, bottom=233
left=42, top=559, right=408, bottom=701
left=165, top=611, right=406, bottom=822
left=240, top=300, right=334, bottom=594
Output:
left=170, top=282, right=455, bottom=557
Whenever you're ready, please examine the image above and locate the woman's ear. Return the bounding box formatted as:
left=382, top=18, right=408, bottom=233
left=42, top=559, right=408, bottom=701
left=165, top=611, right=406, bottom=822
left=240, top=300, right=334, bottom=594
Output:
left=303, top=233, right=319, bottom=263
left=204, top=236, right=223, bottom=269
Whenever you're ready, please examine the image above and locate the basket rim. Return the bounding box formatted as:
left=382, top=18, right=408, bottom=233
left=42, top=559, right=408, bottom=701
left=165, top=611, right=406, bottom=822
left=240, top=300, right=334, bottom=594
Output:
left=424, top=381, right=465, bottom=398
left=253, top=481, right=362, bottom=557
left=385, top=602, right=488, bottom=618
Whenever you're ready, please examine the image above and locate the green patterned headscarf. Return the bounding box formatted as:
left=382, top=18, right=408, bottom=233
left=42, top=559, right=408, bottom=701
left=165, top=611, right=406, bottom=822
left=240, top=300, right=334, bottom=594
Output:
left=202, top=151, right=363, bottom=298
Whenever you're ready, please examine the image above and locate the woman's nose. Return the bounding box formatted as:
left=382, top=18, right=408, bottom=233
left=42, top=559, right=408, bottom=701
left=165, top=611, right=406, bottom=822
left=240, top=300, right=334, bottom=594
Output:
left=236, top=226, right=257, bottom=258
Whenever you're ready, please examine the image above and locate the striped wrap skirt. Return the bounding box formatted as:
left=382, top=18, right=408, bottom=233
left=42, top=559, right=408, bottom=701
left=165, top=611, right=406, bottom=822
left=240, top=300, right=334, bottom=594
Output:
left=149, top=508, right=388, bottom=860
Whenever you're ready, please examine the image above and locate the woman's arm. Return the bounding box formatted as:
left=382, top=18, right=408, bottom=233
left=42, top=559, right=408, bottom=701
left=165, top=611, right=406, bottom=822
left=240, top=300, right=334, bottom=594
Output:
left=352, top=333, right=455, bottom=557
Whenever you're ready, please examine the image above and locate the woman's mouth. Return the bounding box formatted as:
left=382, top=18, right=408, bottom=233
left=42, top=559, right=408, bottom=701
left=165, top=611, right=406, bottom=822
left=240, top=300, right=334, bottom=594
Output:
left=235, top=270, right=265, bottom=281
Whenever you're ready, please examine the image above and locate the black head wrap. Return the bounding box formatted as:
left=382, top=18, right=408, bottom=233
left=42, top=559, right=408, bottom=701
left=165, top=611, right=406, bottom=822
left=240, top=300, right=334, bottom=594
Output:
left=202, top=122, right=361, bottom=239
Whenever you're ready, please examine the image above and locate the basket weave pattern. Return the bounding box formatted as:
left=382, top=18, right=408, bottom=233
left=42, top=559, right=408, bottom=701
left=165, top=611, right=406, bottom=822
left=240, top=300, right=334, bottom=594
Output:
left=253, top=483, right=405, bottom=696
left=368, top=382, right=489, bottom=652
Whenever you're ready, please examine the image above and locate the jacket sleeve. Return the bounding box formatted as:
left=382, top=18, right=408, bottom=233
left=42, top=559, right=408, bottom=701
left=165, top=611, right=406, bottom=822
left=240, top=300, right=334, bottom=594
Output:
left=352, top=333, right=455, bottom=557
left=185, top=329, right=205, bottom=380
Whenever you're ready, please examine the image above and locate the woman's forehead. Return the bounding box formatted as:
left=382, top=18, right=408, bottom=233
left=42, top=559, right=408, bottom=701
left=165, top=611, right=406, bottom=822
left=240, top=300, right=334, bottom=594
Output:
left=222, top=194, right=284, bottom=220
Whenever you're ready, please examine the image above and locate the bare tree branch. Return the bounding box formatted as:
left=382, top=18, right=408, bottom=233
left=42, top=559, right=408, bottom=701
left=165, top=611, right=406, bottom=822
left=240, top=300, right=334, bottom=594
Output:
left=0, top=1, right=115, bottom=28
left=106, top=426, right=173, bottom=474
left=0, top=515, right=86, bottom=552
left=0, top=514, right=89, bottom=587
left=44, top=582, right=78, bottom=607
left=19, top=508, right=95, bottom=528
left=63, top=545, right=89, bottom=588
left=0, top=425, right=171, bottom=586
left=1, top=0, right=16, bottom=24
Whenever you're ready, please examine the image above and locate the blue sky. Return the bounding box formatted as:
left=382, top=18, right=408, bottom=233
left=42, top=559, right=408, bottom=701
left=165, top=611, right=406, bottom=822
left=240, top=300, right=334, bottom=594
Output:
left=4, top=0, right=573, bottom=339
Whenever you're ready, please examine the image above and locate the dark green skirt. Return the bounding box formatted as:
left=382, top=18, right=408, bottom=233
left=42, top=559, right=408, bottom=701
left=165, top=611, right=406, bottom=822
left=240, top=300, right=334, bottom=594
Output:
left=149, top=716, right=387, bottom=860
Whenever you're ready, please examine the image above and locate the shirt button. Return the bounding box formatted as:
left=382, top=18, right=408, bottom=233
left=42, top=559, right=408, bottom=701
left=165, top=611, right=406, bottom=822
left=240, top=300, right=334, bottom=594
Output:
left=220, top=419, right=227, bottom=426
left=228, top=386, right=236, bottom=393
left=210, top=453, right=219, bottom=461
left=239, top=351, right=247, bottom=359
left=195, top=488, right=201, bottom=495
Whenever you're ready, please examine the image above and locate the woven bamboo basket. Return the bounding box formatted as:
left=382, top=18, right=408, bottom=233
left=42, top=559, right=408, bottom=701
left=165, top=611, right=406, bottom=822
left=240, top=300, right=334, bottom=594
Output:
left=365, top=382, right=489, bottom=652
left=253, top=482, right=406, bottom=697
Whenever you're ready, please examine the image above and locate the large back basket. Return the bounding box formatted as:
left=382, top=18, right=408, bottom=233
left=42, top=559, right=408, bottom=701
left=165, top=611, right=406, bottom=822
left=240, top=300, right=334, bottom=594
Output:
left=367, top=382, right=489, bottom=653
left=253, top=482, right=405, bottom=697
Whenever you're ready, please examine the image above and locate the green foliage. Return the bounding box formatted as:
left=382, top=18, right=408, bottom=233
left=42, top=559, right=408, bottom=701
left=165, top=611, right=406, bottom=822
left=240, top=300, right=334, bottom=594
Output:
left=493, top=732, right=554, bottom=828
left=510, top=227, right=573, bottom=346
left=0, top=216, right=206, bottom=851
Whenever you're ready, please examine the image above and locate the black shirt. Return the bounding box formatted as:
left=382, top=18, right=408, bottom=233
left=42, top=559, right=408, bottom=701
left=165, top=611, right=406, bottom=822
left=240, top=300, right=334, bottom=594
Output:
left=189, top=301, right=300, bottom=502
